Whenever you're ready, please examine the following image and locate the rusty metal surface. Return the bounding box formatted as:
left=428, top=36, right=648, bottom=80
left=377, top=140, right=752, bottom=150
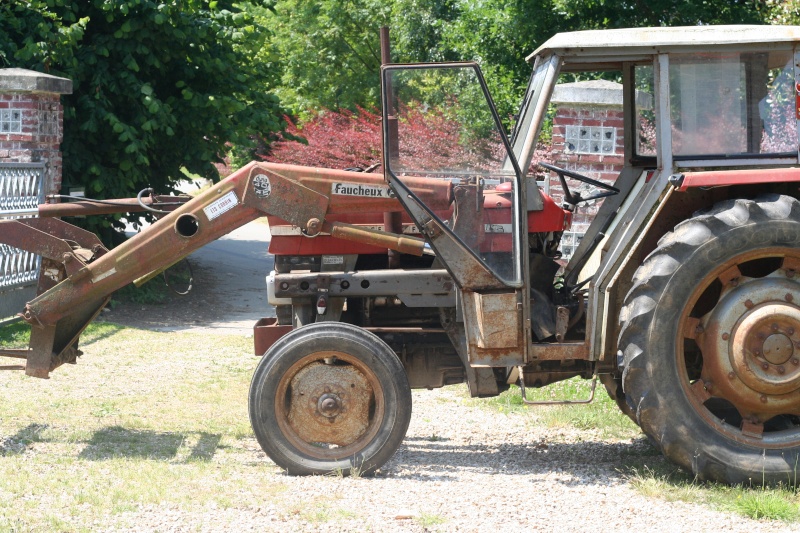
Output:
left=257, top=163, right=452, bottom=215
left=20, top=161, right=337, bottom=327
left=326, top=221, right=425, bottom=256
left=461, top=290, right=526, bottom=366
left=275, top=352, right=383, bottom=459
left=19, top=218, right=104, bottom=251
left=0, top=220, right=76, bottom=262
left=38, top=195, right=189, bottom=217
left=695, top=259, right=800, bottom=424
left=241, top=164, right=329, bottom=229
left=274, top=269, right=454, bottom=299
left=676, top=247, right=800, bottom=448
left=440, top=308, right=499, bottom=397
left=529, top=342, right=591, bottom=360
left=253, top=318, right=293, bottom=356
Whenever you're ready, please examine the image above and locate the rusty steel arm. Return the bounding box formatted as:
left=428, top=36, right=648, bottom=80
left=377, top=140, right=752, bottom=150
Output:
left=20, top=163, right=328, bottom=327
left=5, top=162, right=433, bottom=327
left=37, top=195, right=190, bottom=218
left=0, top=162, right=439, bottom=378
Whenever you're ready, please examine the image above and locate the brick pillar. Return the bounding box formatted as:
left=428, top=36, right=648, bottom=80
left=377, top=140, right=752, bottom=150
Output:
left=0, top=68, right=72, bottom=196
left=547, top=81, right=626, bottom=260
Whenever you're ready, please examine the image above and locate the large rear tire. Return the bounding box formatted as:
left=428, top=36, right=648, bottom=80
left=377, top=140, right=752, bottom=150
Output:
left=249, top=322, right=411, bottom=476
left=619, top=195, right=800, bottom=484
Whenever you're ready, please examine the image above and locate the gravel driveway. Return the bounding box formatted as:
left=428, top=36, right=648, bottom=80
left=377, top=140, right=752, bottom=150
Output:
left=108, top=385, right=795, bottom=533
left=100, top=221, right=794, bottom=532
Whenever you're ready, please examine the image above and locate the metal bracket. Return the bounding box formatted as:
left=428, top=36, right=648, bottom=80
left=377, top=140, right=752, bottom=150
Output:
left=517, top=369, right=597, bottom=405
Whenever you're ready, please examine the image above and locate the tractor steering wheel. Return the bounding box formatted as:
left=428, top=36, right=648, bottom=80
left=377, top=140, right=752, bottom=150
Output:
left=538, top=162, right=619, bottom=207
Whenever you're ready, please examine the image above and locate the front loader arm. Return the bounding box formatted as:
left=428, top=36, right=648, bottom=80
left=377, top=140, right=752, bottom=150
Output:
left=0, top=162, right=431, bottom=378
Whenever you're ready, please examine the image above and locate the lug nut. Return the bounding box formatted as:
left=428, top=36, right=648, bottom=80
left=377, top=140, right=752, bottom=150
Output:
left=728, top=371, right=736, bottom=379
left=772, top=323, right=780, bottom=332
left=789, top=327, right=796, bottom=335
left=745, top=299, right=754, bottom=309
left=788, top=293, right=796, bottom=302
left=793, top=358, right=800, bottom=366
left=760, top=395, right=768, bottom=403
left=762, top=362, right=770, bottom=370
left=778, top=366, right=786, bottom=375
left=722, top=333, right=730, bottom=340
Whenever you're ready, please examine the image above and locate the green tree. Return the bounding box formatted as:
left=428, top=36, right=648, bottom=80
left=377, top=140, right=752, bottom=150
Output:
left=266, top=0, right=773, bottom=127
left=553, top=0, right=768, bottom=28
left=0, top=0, right=284, bottom=234
left=264, top=0, right=390, bottom=115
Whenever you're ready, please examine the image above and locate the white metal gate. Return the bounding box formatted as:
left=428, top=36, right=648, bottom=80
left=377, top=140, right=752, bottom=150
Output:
left=0, top=162, right=46, bottom=324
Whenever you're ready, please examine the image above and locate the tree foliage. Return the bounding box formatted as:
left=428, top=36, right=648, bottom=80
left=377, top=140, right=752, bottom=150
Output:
left=264, top=0, right=774, bottom=132
left=264, top=107, right=383, bottom=170
left=1, top=0, right=285, bottom=233
left=553, top=0, right=767, bottom=28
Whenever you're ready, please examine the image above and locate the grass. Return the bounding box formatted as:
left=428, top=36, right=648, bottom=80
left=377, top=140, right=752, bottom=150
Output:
left=466, top=376, right=800, bottom=524
left=624, top=462, right=800, bottom=522
left=466, top=377, right=642, bottom=440
left=0, top=320, right=290, bottom=531
left=417, top=512, right=447, bottom=527
left=3, top=320, right=800, bottom=527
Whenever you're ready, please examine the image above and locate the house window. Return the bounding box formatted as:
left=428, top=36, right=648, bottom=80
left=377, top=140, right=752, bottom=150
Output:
left=565, top=125, right=616, bottom=154
left=0, top=109, right=22, bottom=133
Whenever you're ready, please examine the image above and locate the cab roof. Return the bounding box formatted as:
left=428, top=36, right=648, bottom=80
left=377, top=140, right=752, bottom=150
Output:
left=528, top=25, right=800, bottom=64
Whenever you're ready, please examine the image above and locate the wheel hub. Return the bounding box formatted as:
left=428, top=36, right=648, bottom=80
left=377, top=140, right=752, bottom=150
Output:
left=762, top=333, right=793, bottom=365
left=699, top=274, right=800, bottom=420
left=318, top=393, right=343, bottom=418
left=284, top=360, right=374, bottom=447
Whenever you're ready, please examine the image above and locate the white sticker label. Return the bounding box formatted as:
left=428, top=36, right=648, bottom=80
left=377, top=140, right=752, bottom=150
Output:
left=253, top=174, right=271, bottom=198
left=203, top=191, right=238, bottom=221
left=332, top=182, right=395, bottom=198
left=485, top=224, right=512, bottom=234
left=322, top=256, right=344, bottom=265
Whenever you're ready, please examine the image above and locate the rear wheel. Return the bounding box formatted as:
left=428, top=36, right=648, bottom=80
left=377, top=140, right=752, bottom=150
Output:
left=599, top=373, right=636, bottom=422
left=249, top=322, right=411, bottom=475
left=620, top=195, right=800, bottom=484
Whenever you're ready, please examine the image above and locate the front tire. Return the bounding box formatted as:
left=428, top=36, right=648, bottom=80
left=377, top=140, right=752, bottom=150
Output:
left=620, top=195, right=800, bottom=484
left=249, top=322, right=411, bottom=476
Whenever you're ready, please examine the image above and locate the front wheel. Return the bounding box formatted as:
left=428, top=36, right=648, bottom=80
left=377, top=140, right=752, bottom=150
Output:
left=620, top=195, right=800, bottom=484
left=249, top=322, right=411, bottom=476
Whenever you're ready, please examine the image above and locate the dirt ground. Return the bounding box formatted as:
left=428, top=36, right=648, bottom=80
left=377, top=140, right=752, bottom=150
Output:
left=102, top=220, right=274, bottom=335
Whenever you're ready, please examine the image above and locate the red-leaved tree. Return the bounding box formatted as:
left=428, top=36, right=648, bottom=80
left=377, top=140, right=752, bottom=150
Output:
left=262, top=107, right=383, bottom=171
left=262, top=106, right=554, bottom=176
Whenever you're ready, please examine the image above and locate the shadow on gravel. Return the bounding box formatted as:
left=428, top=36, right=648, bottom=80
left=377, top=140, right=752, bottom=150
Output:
left=387, top=436, right=659, bottom=480
left=0, top=424, right=222, bottom=462
left=79, top=426, right=222, bottom=462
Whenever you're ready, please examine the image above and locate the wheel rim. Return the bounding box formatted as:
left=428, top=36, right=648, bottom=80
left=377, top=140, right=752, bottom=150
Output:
left=274, top=350, right=384, bottom=461
left=681, top=248, right=800, bottom=447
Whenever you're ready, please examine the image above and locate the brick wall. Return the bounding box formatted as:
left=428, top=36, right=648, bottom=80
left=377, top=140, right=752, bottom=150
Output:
left=549, top=105, right=624, bottom=236
left=0, top=92, right=64, bottom=194
left=0, top=68, right=72, bottom=197
left=544, top=80, right=627, bottom=259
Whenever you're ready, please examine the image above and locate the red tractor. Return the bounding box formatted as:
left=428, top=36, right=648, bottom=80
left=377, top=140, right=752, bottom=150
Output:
left=3, top=25, right=800, bottom=484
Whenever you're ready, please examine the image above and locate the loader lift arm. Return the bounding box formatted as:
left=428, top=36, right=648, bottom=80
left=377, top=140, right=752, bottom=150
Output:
left=0, top=161, right=436, bottom=378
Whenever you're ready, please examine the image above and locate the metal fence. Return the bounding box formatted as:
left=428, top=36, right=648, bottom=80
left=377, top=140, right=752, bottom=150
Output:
left=0, top=162, right=46, bottom=324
